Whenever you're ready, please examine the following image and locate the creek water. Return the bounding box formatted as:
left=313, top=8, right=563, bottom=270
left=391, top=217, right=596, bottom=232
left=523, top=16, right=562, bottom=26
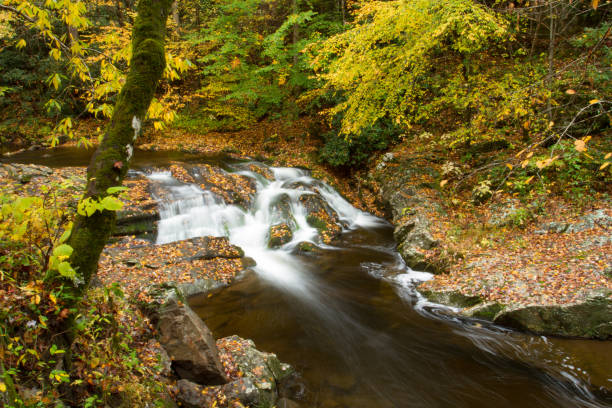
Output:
left=4, top=147, right=611, bottom=408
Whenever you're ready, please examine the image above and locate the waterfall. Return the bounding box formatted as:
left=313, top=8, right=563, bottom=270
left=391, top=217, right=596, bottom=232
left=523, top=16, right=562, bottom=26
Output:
left=149, top=163, right=389, bottom=297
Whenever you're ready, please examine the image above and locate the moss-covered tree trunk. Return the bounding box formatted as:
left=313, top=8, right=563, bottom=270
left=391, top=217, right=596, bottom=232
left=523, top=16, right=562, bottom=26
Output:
left=67, top=0, right=173, bottom=298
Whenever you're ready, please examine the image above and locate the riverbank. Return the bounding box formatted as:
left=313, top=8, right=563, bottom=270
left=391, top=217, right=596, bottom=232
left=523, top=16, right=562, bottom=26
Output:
left=3, top=123, right=611, bottom=340
left=371, top=144, right=611, bottom=339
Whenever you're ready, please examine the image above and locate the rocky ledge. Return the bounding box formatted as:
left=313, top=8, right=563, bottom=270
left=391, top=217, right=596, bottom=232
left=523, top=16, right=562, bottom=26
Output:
left=373, top=153, right=611, bottom=339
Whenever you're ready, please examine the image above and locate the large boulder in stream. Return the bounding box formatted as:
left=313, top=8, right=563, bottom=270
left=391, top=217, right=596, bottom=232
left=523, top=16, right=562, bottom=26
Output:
left=157, top=294, right=228, bottom=385
left=300, top=193, right=343, bottom=244
left=268, top=223, right=294, bottom=248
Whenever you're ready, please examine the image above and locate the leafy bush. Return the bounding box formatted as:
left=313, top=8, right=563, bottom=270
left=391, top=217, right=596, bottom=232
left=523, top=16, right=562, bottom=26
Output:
left=319, top=117, right=402, bottom=167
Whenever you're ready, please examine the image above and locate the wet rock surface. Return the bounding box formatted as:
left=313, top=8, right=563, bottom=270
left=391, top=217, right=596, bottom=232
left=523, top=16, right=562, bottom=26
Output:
left=157, top=295, right=228, bottom=385
left=300, top=193, right=342, bottom=244
left=98, top=236, right=250, bottom=302
left=372, top=158, right=447, bottom=273
left=268, top=223, right=293, bottom=248
left=174, top=334, right=298, bottom=408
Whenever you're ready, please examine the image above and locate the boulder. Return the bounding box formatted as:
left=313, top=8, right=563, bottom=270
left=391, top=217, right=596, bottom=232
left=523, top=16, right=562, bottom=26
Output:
left=270, top=193, right=297, bottom=228
left=299, top=193, right=342, bottom=243
left=176, top=378, right=260, bottom=408
left=268, top=223, right=294, bottom=248
left=157, top=295, right=227, bottom=385
left=217, top=335, right=296, bottom=402
left=493, top=295, right=612, bottom=339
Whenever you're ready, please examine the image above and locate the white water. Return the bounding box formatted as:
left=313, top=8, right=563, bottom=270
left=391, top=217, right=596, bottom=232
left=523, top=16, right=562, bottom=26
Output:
left=149, top=163, right=400, bottom=298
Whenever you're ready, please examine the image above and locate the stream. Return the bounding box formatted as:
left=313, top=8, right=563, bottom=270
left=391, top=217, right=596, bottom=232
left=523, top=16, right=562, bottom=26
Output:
left=4, top=147, right=611, bottom=408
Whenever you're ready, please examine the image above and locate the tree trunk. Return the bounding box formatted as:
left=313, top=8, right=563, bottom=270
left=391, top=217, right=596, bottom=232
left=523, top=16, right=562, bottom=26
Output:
left=547, top=0, right=555, bottom=123
left=172, top=0, right=180, bottom=34
left=67, top=0, right=173, bottom=299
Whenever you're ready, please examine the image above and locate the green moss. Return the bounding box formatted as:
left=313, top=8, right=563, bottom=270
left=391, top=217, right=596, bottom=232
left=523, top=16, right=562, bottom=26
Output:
left=306, top=214, right=328, bottom=231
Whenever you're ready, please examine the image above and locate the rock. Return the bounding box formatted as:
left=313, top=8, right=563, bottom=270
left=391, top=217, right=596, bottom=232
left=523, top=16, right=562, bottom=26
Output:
left=394, top=215, right=441, bottom=273
left=462, top=301, right=504, bottom=320
left=566, top=209, right=612, bottom=233
left=299, top=193, right=342, bottom=243
left=493, top=294, right=612, bottom=339
left=176, top=378, right=260, bottom=408
left=424, top=288, right=612, bottom=339
left=146, top=339, right=172, bottom=377
left=536, top=210, right=612, bottom=235
left=222, top=378, right=260, bottom=406
left=245, top=162, right=275, bottom=181
left=535, top=221, right=569, bottom=234
left=176, top=379, right=214, bottom=408
left=373, top=159, right=447, bottom=273
left=187, top=236, right=244, bottom=260
left=270, top=193, right=297, bottom=228
left=188, top=164, right=257, bottom=208
left=420, top=289, right=482, bottom=308
left=487, top=198, right=523, bottom=227
left=268, top=223, right=293, bottom=248
left=157, top=295, right=227, bottom=385
left=294, top=241, right=321, bottom=256
left=113, top=175, right=160, bottom=238
left=218, top=335, right=295, bottom=402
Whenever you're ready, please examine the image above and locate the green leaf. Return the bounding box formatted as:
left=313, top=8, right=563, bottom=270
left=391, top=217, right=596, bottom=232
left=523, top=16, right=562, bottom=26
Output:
left=59, top=227, right=72, bottom=244
left=106, top=186, right=128, bottom=194
left=53, top=244, right=73, bottom=258
left=57, top=262, right=76, bottom=279
left=100, top=196, right=123, bottom=211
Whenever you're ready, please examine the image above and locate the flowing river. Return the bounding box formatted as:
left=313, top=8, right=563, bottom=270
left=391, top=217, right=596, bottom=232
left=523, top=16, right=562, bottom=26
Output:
left=4, top=148, right=611, bottom=407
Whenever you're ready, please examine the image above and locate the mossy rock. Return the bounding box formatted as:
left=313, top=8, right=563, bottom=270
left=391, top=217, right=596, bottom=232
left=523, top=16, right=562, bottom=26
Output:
left=462, top=301, right=505, bottom=320
left=268, top=223, right=293, bottom=248
left=419, top=289, right=483, bottom=308
left=493, top=295, right=612, bottom=339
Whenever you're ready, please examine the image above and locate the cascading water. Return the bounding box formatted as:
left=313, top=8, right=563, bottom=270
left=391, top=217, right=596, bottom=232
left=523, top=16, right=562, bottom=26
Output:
left=148, top=161, right=610, bottom=408
left=151, top=165, right=409, bottom=298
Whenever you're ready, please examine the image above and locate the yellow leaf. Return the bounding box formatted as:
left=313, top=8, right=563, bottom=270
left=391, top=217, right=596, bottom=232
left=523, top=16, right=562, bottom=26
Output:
left=521, top=159, right=530, bottom=168
left=525, top=176, right=534, bottom=184
left=0, top=382, right=6, bottom=392
left=600, top=162, right=610, bottom=170
left=574, top=139, right=587, bottom=152
left=604, top=153, right=611, bottom=160
left=49, top=293, right=57, bottom=304
left=440, top=180, right=448, bottom=187
left=526, top=152, right=534, bottom=159
left=506, top=163, right=513, bottom=170
left=565, top=89, right=576, bottom=95
left=34, top=294, right=41, bottom=305
left=589, top=99, right=600, bottom=105
left=592, top=0, right=599, bottom=9
left=16, top=39, right=26, bottom=49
